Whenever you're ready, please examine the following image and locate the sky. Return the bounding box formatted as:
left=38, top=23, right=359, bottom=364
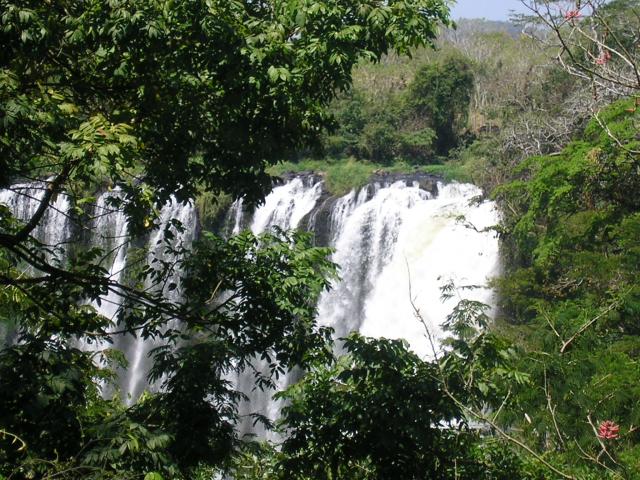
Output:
left=450, top=0, right=531, bottom=21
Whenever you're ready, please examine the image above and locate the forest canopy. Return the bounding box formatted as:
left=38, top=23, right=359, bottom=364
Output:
left=2, top=0, right=640, bottom=479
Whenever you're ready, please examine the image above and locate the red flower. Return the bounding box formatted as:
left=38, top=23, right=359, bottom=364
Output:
left=563, top=9, right=582, bottom=20
left=597, top=420, right=620, bottom=440
left=595, top=51, right=612, bottom=65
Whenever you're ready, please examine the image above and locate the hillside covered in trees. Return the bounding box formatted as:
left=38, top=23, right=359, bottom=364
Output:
left=1, top=1, right=640, bottom=479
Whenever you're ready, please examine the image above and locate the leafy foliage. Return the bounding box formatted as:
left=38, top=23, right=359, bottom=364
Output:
left=405, top=54, right=474, bottom=153
left=492, top=99, right=640, bottom=477
left=312, top=53, right=474, bottom=163
left=0, top=1, right=453, bottom=477
left=145, top=230, right=336, bottom=472
left=276, top=334, right=468, bottom=479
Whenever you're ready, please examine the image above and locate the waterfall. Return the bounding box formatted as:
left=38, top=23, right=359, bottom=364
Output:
left=326, top=185, right=372, bottom=245
left=0, top=181, right=72, bottom=343
left=89, top=191, right=130, bottom=326
left=228, top=198, right=245, bottom=236
left=232, top=175, right=325, bottom=439
left=123, top=198, right=197, bottom=401
left=2, top=174, right=500, bottom=434
left=79, top=194, right=197, bottom=401
left=322, top=182, right=499, bottom=358
left=0, top=185, right=197, bottom=402
left=0, top=181, right=72, bottom=261
left=243, top=176, right=499, bottom=356
left=250, top=176, right=323, bottom=233
left=231, top=175, right=500, bottom=432
left=74, top=190, right=131, bottom=367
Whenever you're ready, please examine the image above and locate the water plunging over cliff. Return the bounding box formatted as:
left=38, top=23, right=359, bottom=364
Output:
left=0, top=181, right=72, bottom=262
left=122, top=198, right=197, bottom=401
left=1, top=174, right=499, bottom=431
left=241, top=176, right=499, bottom=355
left=0, top=181, right=72, bottom=343
left=0, top=183, right=196, bottom=400
left=230, top=174, right=500, bottom=434
left=319, top=181, right=499, bottom=357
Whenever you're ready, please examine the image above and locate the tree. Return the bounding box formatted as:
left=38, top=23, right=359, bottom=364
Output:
left=405, top=54, right=474, bottom=153
left=276, top=334, right=470, bottom=480
left=519, top=0, right=640, bottom=101
left=0, top=0, right=452, bottom=477
left=489, top=99, right=640, bottom=478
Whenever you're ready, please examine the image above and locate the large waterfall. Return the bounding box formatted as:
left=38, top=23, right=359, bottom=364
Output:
left=237, top=175, right=499, bottom=355
left=227, top=174, right=500, bottom=436
left=1, top=173, right=499, bottom=431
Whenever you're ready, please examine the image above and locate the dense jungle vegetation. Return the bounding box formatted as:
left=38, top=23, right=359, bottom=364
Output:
left=1, top=0, right=640, bottom=479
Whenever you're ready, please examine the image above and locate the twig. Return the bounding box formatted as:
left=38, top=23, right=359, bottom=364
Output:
left=405, top=265, right=577, bottom=480
left=560, top=300, right=620, bottom=353
left=492, top=388, right=511, bottom=423
left=544, top=369, right=566, bottom=449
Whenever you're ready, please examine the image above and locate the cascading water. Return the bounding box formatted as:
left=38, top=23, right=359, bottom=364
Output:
left=2, top=173, right=500, bottom=436
left=250, top=176, right=324, bottom=233
left=75, top=190, right=131, bottom=370
left=88, top=191, right=130, bottom=329
left=0, top=184, right=197, bottom=402
left=231, top=175, right=326, bottom=438
left=231, top=175, right=500, bottom=432
left=81, top=194, right=197, bottom=401
left=228, top=198, right=245, bottom=236
left=0, top=182, right=72, bottom=343
left=0, top=181, right=72, bottom=261
left=123, top=198, right=197, bottom=401
left=325, top=185, right=373, bottom=245
left=321, top=181, right=499, bottom=357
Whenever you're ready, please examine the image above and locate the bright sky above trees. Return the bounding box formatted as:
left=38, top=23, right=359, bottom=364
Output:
left=451, top=0, right=531, bottom=20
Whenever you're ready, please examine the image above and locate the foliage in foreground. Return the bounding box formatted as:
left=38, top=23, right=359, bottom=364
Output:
left=492, top=99, right=640, bottom=477
left=216, top=330, right=536, bottom=480
left=0, top=0, right=451, bottom=478
left=277, top=334, right=464, bottom=479
left=0, top=229, right=336, bottom=479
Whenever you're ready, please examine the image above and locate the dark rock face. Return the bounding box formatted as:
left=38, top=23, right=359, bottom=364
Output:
left=368, top=171, right=440, bottom=198
left=306, top=194, right=339, bottom=247
left=274, top=171, right=323, bottom=187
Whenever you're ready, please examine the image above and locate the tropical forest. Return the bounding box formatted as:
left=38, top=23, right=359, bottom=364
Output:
left=1, top=0, right=640, bottom=479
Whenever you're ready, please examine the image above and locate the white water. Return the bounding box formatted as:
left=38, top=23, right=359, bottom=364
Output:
left=231, top=176, right=325, bottom=438
left=245, top=177, right=500, bottom=359
left=250, top=177, right=323, bottom=233
left=0, top=183, right=198, bottom=401
left=320, top=182, right=499, bottom=358
left=229, top=198, right=245, bottom=236
left=90, top=191, right=130, bottom=324
left=2, top=175, right=501, bottom=433
left=124, top=198, right=197, bottom=401
left=326, top=185, right=373, bottom=245
left=73, top=190, right=132, bottom=366
left=0, top=181, right=71, bottom=261
left=232, top=176, right=500, bottom=434
left=0, top=181, right=71, bottom=343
